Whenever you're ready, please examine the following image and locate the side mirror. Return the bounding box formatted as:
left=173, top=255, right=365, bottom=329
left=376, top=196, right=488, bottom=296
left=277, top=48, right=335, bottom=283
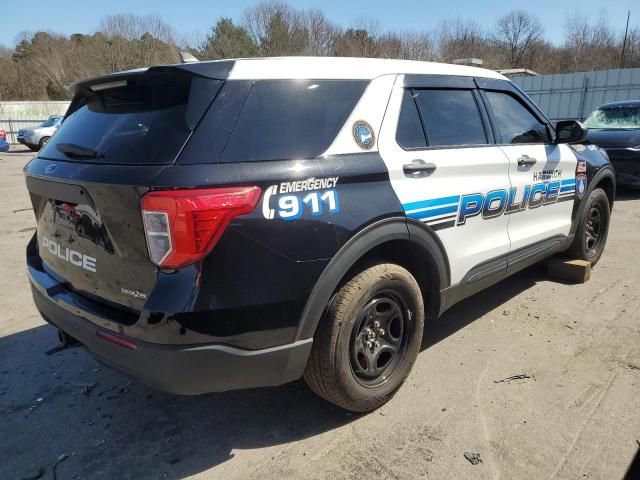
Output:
left=554, top=120, right=588, bottom=144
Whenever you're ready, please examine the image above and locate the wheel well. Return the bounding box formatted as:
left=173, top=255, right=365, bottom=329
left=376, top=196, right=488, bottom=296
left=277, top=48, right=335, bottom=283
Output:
left=595, top=175, right=615, bottom=209
left=346, top=239, right=442, bottom=320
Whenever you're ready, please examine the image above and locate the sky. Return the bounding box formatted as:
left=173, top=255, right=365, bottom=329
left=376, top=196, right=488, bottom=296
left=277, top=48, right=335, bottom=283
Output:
left=1, top=0, right=637, bottom=48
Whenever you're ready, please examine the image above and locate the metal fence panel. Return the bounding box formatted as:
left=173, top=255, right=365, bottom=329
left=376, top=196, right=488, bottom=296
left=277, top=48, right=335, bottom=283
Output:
left=513, top=68, right=640, bottom=122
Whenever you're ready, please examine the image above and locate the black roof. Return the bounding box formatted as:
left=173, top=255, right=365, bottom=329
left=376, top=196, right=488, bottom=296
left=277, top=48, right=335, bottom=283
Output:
left=598, top=100, right=640, bottom=109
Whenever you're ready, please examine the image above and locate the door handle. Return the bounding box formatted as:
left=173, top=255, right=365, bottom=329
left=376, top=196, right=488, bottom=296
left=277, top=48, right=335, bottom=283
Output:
left=517, top=155, right=537, bottom=167
left=403, top=159, right=437, bottom=177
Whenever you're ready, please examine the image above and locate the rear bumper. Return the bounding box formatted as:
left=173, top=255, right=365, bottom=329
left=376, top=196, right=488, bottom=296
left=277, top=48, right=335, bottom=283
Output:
left=29, top=265, right=312, bottom=395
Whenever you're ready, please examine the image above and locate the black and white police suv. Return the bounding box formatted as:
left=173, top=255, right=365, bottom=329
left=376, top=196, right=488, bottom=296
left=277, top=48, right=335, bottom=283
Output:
left=25, top=57, right=615, bottom=412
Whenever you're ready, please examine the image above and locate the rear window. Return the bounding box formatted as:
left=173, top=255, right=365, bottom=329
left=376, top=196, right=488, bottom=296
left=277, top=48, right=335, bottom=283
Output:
left=39, top=71, right=222, bottom=165
left=181, top=80, right=368, bottom=164
left=396, top=90, right=427, bottom=149
left=413, top=89, right=487, bottom=146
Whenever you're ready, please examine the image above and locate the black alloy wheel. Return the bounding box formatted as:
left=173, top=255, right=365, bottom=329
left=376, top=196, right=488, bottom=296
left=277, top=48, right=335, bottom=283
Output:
left=350, top=292, right=411, bottom=387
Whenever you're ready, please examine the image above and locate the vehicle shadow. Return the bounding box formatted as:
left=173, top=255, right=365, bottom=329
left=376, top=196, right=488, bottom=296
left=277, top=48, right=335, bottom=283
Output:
left=0, top=265, right=545, bottom=479
left=624, top=445, right=640, bottom=480
left=7, top=146, right=34, bottom=154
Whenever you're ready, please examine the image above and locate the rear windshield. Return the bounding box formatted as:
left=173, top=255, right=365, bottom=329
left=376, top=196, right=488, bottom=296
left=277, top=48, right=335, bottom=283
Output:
left=180, top=79, right=368, bottom=164
left=41, top=117, right=62, bottom=128
left=39, top=71, right=222, bottom=164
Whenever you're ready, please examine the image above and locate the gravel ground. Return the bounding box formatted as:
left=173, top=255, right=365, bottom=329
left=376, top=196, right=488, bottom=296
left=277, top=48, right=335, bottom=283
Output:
left=1, top=146, right=639, bottom=480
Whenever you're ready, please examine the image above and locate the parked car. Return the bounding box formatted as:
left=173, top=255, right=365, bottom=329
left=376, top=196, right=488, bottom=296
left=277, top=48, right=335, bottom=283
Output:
left=0, top=129, right=9, bottom=152
left=17, top=115, right=63, bottom=151
left=584, top=100, right=640, bottom=188
left=24, top=57, right=615, bottom=412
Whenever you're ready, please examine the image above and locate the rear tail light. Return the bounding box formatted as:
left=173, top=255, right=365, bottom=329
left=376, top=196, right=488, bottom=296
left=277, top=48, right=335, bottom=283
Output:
left=141, top=187, right=261, bottom=269
left=0, top=130, right=5, bottom=138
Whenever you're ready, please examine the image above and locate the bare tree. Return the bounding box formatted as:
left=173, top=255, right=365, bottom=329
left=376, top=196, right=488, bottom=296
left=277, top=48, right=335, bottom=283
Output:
left=99, top=14, right=180, bottom=70
left=399, top=31, right=436, bottom=61
left=243, top=1, right=306, bottom=56
left=624, top=27, right=640, bottom=68
left=492, top=10, right=544, bottom=68
left=435, top=18, right=489, bottom=62
left=564, top=13, right=618, bottom=71
left=377, top=31, right=435, bottom=60
left=2, top=2, right=640, bottom=100
left=299, top=8, right=340, bottom=56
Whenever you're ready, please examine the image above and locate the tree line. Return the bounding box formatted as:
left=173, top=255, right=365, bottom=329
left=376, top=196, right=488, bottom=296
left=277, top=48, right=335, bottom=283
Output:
left=1, top=1, right=639, bottom=101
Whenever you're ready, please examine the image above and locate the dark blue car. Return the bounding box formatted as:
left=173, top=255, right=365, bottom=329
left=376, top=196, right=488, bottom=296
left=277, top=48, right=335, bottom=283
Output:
left=0, top=129, right=10, bottom=152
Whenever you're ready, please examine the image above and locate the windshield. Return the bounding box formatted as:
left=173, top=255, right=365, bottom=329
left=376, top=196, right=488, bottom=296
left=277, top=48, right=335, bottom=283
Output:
left=584, top=106, right=640, bottom=129
left=41, top=117, right=61, bottom=128
left=39, top=71, right=222, bottom=164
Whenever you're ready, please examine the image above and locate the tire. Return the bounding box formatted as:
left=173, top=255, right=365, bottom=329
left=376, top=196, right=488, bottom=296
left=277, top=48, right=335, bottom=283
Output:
left=567, top=187, right=610, bottom=265
left=38, top=136, right=50, bottom=150
left=304, top=263, right=424, bottom=412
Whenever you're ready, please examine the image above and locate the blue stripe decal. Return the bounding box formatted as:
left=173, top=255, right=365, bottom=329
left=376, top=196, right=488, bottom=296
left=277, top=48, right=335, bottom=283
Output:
left=560, top=185, right=575, bottom=193
left=403, top=195, right=460, bottom=213
left=407, top=204, right=458, bottom=220
left=561, top=178, right=576, bottom=186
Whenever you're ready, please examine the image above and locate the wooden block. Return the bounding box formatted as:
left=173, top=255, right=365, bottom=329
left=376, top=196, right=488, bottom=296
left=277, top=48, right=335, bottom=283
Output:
left=547, top=258, right=591, bottom=283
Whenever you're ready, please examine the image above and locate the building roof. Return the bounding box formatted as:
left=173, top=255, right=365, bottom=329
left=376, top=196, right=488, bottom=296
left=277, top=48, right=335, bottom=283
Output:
left=495, top=68, right=539, bottom=77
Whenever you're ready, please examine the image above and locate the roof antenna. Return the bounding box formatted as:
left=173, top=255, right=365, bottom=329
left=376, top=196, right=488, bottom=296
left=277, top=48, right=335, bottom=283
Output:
left=179, top=51, right=199, bottom=64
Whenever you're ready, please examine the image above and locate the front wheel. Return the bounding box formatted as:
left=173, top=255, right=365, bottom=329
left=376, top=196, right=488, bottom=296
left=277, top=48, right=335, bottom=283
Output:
left=38, top=136, right=50, bottom=150
left=304, top=263, right=424, bottom=412
left=567, top=187, right=610, bottom=265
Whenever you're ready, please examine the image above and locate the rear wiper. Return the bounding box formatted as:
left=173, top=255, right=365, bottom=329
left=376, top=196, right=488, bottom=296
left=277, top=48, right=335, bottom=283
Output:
left=56, top=143, right=105, bottom=159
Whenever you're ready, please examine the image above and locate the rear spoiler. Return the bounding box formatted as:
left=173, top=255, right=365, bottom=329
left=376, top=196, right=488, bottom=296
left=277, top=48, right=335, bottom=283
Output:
left=68, top=60, right=235, bottom=95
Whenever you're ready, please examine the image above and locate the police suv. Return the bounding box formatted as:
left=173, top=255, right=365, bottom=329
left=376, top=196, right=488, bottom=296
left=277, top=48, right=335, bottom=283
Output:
left=24, top=57, right=615, bottom=412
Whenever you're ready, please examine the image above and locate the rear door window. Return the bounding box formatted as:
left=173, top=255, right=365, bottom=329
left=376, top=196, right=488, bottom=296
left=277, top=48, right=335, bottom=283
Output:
left=413, top=89, right=488, bottom=147
left=484, top=91, right=550, bottom=144
left=396, top=90, right=427, bottom=149
left=40, top=71, right=222, bottom=165
left=219, top=80, right=367, bottom=162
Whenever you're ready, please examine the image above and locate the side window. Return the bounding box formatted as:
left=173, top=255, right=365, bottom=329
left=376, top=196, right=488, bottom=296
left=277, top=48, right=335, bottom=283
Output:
left=413, top=89, right=487, bottom=147
left=221, top=80, right=367, bottom=162
left=396, top=90, right=427, bottom=149
left=484, top=91, right=550, bottom=144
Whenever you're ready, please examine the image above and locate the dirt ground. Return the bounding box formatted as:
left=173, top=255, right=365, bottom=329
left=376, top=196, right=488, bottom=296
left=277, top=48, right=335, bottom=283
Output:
left=1, top=146, right=639, bottom=480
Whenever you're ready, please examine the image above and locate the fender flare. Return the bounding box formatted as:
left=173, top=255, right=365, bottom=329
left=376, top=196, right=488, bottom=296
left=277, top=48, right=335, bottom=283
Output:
left=294, top=217, right=450, bottom=340
left=569, top=165, right=616, bottom=237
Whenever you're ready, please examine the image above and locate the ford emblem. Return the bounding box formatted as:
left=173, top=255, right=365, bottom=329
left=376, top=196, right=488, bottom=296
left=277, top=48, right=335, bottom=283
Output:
left=44, top=164, right=57, bottom=174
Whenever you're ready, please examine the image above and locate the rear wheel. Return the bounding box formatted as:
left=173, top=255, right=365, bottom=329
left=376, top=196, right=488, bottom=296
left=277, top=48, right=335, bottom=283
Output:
left=304, top=263, right=424, bottom=412
left=567, top=187, right=610, bottom=265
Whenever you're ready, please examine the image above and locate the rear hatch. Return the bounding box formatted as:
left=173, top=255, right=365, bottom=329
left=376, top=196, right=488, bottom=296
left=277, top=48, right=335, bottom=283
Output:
left=25, top=67, right=223, bottom=311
